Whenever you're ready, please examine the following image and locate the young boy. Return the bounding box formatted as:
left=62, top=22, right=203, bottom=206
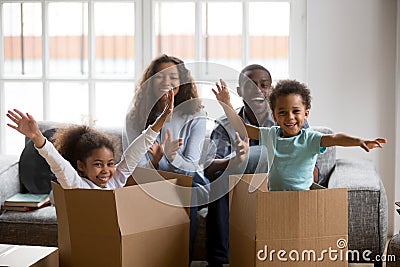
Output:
left=212, top=79, right=386, bottom=191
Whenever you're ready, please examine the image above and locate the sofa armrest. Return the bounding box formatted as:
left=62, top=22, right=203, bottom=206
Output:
left=328, top=158, right=388, bottom=261
left=0, top=155, right=21, bottom=206
left=328, top=158, right=381, bottom=190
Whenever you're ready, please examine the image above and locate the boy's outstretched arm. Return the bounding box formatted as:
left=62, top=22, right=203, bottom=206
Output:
left=320, top=133, right=387, bottom=152
left=212, top=79, right=259, bottom=140
left=7, top=109, right=46, bottom=148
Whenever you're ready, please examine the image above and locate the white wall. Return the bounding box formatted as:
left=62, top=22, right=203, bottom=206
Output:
left=305, top=0, right=397, bottom=234
left=395, top=0, right=400, bottom=235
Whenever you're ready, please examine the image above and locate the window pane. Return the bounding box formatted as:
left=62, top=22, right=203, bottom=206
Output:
left=95, top=82, right=134, bottom=127
left=249, top=2, right=290, bottom=80
left=48, top=82, right=88, bottom=123
left=196, top=81, right=242, bottom=108
left=3, top=3, right=42, bottom=77
left=48, top=3, right=88, bottom=76
left=4, top=82, right=43, bottom=154
left=155, top=2, right=195, bottom=62
left=94, top=2, right=135, bottom=76
left=196, top=82, right=242, bottom=135
left=202, top=2, right=242, bottom=71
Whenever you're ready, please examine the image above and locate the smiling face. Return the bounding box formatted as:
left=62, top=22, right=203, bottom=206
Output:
left=238, top=68, right=272, bottom=122
left=77, top=147, right=115, bottom=188
left=272, top=93, right=309, bottom=138
left=152, top=62, right=180, bottom=107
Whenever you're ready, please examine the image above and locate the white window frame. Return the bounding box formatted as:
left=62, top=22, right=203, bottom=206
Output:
left=0, top=0, right=142, bottom=154
left=0, top=3, right=4, bottom=153
left=0, top=0, right=306, bottom=155
left=145, top=0, right=306, bottom=82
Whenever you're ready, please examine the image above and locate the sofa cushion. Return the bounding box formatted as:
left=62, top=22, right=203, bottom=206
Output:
left=0, top=155, right=19, bottom=176
left=0, top=155, right=20, bottom=205
left=19, top=129, right=57, bottom=194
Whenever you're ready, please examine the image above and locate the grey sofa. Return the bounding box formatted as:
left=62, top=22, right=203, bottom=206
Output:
left=0, top=153, right=58, bottom=246
left=328, top=158, right=387, bottom=267
left=0, top=124, right=387, bottom=266
left=315, top=127, right=388, bottom=267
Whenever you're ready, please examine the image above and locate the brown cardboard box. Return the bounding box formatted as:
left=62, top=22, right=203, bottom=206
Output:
left=229, top=174, right=348, bottom=267
left=52, top=167, right=192, bottom=267
left=0, top=244, right=58, bottom=267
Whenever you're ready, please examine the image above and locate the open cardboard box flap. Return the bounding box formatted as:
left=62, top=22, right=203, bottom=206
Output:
left=127, top=166, right=192, bottom=188
left=0, top=244, right=58, bottom=267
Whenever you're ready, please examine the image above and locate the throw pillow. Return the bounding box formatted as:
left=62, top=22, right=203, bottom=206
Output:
left=19, top=128, right=58, bottom=194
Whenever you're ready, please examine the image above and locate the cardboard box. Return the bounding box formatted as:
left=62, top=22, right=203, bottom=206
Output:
left=229, top=174, right=348, bottom=267
left=52, top=167, right=192, bottom=267
left=0, top=244, right=58, bottom=267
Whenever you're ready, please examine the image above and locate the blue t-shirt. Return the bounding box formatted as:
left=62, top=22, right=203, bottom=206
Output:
left=259, top=126, right=326, bottom=191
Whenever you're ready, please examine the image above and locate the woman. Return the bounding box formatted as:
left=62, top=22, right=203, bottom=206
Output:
left=125, top=54, right=209, bottom=262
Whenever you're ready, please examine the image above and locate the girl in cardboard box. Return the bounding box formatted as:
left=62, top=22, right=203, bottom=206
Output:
left=6, top=89, right=176, bottom=189
left=212, top=78, right=387, bottom=191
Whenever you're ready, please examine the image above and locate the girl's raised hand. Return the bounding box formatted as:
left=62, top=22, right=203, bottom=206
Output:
left=212, top=79, right=233, bottom=108
left=161, top=89, right=174, bottom=117
left=151, top=89, right=174, bottom=133
left=6, top=109, right=46, bottom=148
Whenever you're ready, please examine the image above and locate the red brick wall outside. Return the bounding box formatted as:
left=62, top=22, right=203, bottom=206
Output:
left=4, top=35, right=288, bottom=59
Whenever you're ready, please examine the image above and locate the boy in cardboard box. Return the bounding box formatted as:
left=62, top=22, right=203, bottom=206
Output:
left=212, top=79, right=386, bottom=191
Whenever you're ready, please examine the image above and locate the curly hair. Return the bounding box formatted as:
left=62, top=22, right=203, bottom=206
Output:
left=126, top=54, right=202, bottom=129
left=52, top=125, right=120, bottom=171
left=269, top=79, right=312, bottom=112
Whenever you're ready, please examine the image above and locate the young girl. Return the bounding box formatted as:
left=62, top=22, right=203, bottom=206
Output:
left=213, top=79, right=387, bottom=191
left=7, top=90, right=175, bottom=190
